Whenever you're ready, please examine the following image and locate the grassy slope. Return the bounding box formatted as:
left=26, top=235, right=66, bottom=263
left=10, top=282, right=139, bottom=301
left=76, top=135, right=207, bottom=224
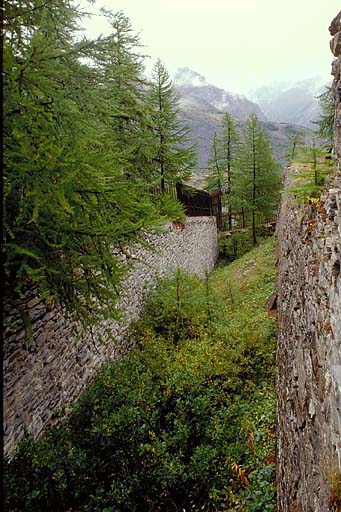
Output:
left=5, top=238, right=277, bottom=512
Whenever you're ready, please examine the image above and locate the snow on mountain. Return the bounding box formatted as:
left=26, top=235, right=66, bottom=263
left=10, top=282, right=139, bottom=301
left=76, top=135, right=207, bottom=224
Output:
left=174, top=67, right=209, bottom=87
left=174, top=67, right=267, bottom=121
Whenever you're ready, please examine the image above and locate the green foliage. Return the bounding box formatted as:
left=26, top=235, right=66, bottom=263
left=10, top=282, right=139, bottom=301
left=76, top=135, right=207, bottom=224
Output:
left=219, top=231, right=264, bottom=263
left=147, top=59, right=197, bottom=191
left=288, top=147, right=336, bottom=202
left=285, top=129, right=306, bottom=163
left=235, top=115, right=281, bottom=244
left=315, top=86, right=334, bottom=151
left=137, top=269, right=211, bottom=342
left=5, top=238, right=277, bottom=512
left=205, top=113, right=240, bottom=229
left=3, top=3, right=192, bottom=325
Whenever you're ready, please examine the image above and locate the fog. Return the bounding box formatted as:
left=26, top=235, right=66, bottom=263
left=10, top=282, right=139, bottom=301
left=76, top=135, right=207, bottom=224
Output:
left=78, top=0, right=339, bottom=94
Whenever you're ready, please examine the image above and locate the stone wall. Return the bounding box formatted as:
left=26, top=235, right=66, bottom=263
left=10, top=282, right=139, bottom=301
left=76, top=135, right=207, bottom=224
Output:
left=330, top=11, right=341, bottom=168
left=276, top=168, right=341, bottom=511
left=4, top=217, right=218, bottom=458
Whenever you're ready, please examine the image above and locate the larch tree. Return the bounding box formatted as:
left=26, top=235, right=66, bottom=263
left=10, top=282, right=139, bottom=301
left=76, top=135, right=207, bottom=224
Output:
left=236, top=114, right=280, bottom=245
left=316, top=85, right=334, bottom=152
left=3, top=2, right=176, bottom=328
left=147, top=58, right=196, bottom=193
left=206, top=113, right=240, bottom=229
left=286, top=129, right=306, bottom=163
left=89, top=9, right=153, bottom=183
left=205, top=131, right=225, bottom=193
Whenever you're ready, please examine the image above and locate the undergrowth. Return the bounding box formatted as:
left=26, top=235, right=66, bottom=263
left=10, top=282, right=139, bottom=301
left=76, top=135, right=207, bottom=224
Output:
left=4, top=238, right=277, bottom=512
left=288, top=157, right=336, bottom=201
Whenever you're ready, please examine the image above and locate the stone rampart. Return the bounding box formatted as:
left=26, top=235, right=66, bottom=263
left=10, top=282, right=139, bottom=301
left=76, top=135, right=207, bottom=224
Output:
left=4, top=217, right=218, bottom=457
left=276, top=169, right=341, bottom=511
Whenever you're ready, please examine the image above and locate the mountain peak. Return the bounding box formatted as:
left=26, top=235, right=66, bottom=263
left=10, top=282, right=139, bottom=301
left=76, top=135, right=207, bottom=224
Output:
left=174, top=67, right=208, bottom=87
left=174, top=66, right=266, bottom=122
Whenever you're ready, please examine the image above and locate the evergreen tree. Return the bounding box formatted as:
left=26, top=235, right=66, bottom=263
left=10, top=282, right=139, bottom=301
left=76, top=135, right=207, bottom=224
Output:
left=236, top=115, right=280, bottom=245
left=147, top=59, right=196, bottom=192
left=299, top=134, right=326, bottom=187
left=286, top=129, right=306, bottom=163
left=88, top=10, right=154, bottom=182
left=3, top=2, right=174, bottom=327
left=316, top=86, right=334, bottom=152
left=206, top=114, right=240, bottom=229
left=205, top=132, right=225, bottom=192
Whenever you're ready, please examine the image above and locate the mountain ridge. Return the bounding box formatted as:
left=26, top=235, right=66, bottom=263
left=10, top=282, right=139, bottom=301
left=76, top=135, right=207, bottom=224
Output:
left=174, top=67, right=267, bottom=121
left=173, top=68, right=312, bottom=176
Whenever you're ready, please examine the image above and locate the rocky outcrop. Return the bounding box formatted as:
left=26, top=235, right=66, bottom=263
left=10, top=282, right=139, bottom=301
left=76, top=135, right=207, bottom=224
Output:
left=174, top=67, right=267, bottom=121
left=276, top=168, right=341, bottom=511
left=330, top=11, right=341, bottom=168
left=330, top=12, right=341, bottom=36
left=4, top=217, right=218, bottom=458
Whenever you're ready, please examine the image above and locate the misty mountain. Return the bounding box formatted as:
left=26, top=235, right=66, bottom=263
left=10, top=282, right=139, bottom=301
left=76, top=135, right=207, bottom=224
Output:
left=174, top=67, right=267, bottom=121
left=180, top=107, right=311, bottom=175
left=173, top=68, right=312, bottom=176
left=249, top=77, right=329, bottom=128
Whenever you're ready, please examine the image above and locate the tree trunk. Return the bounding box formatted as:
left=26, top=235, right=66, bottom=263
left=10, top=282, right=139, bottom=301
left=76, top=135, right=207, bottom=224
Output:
left=252, top=209, right=257, bottom=246
left=252, top=135, right=257, bottom=246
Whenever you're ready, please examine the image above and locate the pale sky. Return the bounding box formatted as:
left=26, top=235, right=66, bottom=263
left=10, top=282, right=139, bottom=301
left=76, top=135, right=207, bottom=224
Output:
left=78, top=0, right=340, bottom=95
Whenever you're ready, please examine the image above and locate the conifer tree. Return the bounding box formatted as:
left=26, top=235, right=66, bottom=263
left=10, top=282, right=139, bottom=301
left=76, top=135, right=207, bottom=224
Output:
left=299, top=134, right=326, bottom=187
left=286, top=129, right=306, bottom=163
left=147, top=59, right=196, bottom=192
left=206, top=113, right=239, bottom=228
left=316, top=86, right=334, bottom=152
left=236, top=115, right=280, bottom=245
left=205, top=132, right=225, bottom=192
left=3, top=2, right=174, bottom=326
left=88, top=10, right=153, bottom=182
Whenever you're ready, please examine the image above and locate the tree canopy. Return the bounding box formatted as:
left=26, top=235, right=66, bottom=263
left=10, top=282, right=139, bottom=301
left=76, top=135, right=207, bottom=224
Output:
left=3, top=1, right=188, bottom=326
left=315, top=86, right=334, bottom=152
left=205, top=113, right=240, bottom=229
left=235, top=115, right=280, bottom=244
left=147, top=58, right=196, bottom=192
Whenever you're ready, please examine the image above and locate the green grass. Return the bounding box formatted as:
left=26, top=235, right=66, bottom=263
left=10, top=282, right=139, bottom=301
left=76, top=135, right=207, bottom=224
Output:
left=288, top=157, right=336, bottom=201
left=4, top=238, right=277, bottom=512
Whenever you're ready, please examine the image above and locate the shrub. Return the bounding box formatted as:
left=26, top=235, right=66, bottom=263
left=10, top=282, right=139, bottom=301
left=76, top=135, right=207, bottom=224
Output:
left=5, top=239, right=277, bottom=512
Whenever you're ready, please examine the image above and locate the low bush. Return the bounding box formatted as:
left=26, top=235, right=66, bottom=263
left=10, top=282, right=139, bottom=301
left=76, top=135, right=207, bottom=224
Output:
left=4, top=238, right=277, bottom=512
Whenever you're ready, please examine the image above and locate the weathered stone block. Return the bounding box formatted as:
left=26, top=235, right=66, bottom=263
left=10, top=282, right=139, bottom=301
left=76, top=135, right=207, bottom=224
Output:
left=331, top=31, right=341, bottom=57
left=329, top=11, right=341, bottom=36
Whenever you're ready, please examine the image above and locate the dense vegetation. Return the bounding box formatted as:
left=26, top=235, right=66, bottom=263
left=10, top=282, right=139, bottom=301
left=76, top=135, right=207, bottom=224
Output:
left=3, top=1, right=194, bottom=325
left=5, top=238, right=277, bottom=511
left=205, top=114, right=281, bottom=241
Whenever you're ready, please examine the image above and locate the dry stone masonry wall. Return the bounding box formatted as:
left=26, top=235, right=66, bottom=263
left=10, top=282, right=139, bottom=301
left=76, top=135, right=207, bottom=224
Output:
left=331, top=11, right=341, bottom=168
left=4, top=217, right=218, bottom=458
left=276, top=170, right=341, bottom=512
left=276, top=13, right=341, bottom=511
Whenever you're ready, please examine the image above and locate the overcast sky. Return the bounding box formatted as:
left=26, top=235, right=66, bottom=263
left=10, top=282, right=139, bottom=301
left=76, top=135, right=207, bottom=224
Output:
left=79, top=0, right=340, bottom=95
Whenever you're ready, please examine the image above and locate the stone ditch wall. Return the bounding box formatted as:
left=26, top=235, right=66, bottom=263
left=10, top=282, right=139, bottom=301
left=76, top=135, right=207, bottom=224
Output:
left=276, top=13, right=341, bottom=511
left=331, top=11, right=341, bottom=168
left=276, top=168, right=341, bottom=511
left=4, top=217, right=218, bottom=458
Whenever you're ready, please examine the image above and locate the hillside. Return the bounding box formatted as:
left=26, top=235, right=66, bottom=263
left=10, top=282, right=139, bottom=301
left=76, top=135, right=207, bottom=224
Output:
left=175, top=67, right=266, bottom=121
left=179, top=107, right=311, bottom=175
left=5, top=238, right=277, bottom=512
left=174, top=68, right=313, bottom=175
left=249, top=77, right=328, bottom=128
